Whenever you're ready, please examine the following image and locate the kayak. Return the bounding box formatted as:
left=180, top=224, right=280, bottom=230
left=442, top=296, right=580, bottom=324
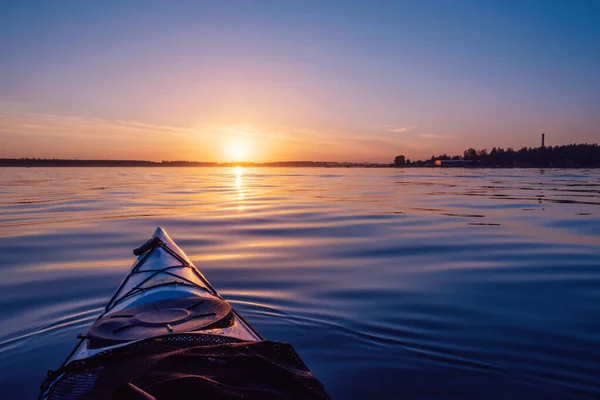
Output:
left=65, top=226, right=261, bottom=362
left=41, top=227, right=329, bottom=400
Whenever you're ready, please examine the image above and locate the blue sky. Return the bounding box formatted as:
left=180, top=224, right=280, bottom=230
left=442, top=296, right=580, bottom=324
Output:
left=1, top=0, right=598, bottom=161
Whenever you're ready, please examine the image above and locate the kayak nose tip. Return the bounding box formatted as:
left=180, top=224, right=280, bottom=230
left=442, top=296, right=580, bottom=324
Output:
left=153, top=226, right=168, bottom=239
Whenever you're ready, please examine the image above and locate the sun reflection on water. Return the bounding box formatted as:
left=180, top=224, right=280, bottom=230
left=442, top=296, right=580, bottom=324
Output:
left=235, top=166, right=244, bottom=211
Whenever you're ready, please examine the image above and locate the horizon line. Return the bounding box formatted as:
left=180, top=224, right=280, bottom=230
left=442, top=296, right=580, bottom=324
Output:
left=0, top=157, right=388, bottom=165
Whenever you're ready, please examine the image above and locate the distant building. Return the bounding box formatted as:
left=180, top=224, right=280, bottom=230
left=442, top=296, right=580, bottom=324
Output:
left=435, top=160, right=472, bottom=167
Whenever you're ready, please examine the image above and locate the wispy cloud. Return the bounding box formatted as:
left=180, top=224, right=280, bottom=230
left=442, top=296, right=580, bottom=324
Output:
left=387, top=126, right=417, bottom=133
left=418, top=133, right=455, bottom=140
left=0, top=110, right=204, bottom=160
left=0, top=112, right=196, bottom=141
left=203, top=124, right=266, bottom=140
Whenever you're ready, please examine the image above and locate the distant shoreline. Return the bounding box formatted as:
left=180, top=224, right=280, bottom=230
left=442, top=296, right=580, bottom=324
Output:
left=1, top=159, right=376, bottom=168
left=1, top=158, right=599, bottom=168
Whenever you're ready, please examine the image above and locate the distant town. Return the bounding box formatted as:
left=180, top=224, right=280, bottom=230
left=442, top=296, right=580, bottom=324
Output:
left=2, top=143, right=599, bottom=168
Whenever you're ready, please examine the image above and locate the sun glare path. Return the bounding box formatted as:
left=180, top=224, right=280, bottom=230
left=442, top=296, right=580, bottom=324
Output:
left=235, top=166, right=244, bottom=211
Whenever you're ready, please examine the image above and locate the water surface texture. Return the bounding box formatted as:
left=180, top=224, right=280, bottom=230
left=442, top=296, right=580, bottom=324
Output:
left=1, top=167, right=599, bottom=399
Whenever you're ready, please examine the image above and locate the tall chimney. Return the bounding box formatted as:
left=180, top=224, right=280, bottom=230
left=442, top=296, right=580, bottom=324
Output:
left=541, top=133, right=545, bottom=147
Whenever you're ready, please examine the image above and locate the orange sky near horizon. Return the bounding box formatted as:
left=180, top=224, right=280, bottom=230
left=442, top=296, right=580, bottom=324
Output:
left=0, top=106, right=592, bottom=163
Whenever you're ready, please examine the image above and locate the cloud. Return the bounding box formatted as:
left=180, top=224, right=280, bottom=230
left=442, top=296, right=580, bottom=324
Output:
left=387, top=126, right=417, bottom=133
left=418, top=133, right=455, bottom=140
left=0, top=110, right=206, bottom=160
left=206, top=124, right=266, bottom=139
left=0, top=112, right=196, bottom=141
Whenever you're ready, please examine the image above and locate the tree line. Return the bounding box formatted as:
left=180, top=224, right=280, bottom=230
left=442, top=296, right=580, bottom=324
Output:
left=0, top=159, right=359, bottom=168
left=395, top=143, right=600, bottom=167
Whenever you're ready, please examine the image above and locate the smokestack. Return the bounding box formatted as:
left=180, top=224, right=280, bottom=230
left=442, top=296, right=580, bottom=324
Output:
left=541, top=133, right=545, bottom=147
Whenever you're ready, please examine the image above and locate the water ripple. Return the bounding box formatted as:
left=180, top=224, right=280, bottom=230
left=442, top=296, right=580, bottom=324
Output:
left=0, top=167, right=599, bottom=399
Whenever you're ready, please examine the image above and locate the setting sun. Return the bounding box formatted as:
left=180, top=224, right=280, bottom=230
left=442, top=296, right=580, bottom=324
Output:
left=225, top=138, right=250, bottom=162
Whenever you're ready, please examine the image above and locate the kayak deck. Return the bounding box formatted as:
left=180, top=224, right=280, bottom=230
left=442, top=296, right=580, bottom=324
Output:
left=65, top=227, right=261, bottom=364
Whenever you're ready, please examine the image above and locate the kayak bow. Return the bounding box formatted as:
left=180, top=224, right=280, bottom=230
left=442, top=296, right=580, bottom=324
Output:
left=41, top=227, right=267, bottom=399
left=73, top=227, right=261, bottom=360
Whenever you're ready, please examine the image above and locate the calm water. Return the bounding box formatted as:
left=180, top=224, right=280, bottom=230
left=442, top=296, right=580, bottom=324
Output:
left=1, top=167, right=599, bottom=399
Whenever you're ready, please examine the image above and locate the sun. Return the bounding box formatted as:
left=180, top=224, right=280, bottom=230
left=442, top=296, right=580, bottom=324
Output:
left=225, top=138, right=249, bottom=162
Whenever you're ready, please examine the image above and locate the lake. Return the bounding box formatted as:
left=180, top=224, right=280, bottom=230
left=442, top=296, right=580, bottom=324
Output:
left=1, top=167, right=599, bottom=399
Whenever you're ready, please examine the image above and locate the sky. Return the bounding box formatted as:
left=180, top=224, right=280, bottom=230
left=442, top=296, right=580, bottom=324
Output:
left=0, top=0, right=599, bottom=162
